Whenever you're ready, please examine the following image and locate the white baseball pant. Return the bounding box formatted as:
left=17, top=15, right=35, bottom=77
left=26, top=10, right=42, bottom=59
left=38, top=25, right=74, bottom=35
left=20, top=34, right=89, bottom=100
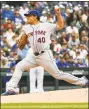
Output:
left=29, top=66, right=44, bottom=93
left=6, top=50, right=88, bottom=90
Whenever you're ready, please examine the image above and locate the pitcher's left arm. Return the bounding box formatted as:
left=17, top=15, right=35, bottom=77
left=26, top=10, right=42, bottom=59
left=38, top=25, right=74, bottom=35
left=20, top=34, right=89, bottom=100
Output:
left=18, top=34, right=28, bottom=50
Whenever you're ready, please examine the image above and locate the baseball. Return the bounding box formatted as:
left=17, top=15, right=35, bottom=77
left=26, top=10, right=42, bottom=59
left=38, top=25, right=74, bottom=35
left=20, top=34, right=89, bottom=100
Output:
left=54, top=5, right=59, bottom=9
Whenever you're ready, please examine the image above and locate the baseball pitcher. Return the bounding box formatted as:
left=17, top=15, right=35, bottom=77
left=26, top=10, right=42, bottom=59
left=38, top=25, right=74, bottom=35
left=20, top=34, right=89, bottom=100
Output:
left=2, top=8, right=89, bottom=95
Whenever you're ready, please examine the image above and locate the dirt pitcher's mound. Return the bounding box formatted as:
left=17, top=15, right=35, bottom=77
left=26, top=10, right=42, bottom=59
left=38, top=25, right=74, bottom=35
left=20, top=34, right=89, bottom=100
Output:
left=1, top=88, right=88, bottom=103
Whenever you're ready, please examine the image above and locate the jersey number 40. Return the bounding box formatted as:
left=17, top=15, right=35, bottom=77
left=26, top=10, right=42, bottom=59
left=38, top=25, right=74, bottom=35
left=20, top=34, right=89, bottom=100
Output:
left=38, top=37, right=45, bottom=43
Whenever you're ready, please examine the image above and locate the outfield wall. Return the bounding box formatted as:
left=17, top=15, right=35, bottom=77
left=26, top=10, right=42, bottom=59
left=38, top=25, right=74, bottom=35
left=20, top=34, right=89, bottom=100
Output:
left=0, top=68, right=88, bottom=93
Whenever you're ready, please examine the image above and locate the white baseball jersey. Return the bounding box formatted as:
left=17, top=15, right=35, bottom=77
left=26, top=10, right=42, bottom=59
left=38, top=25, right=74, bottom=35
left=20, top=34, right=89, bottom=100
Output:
left=20, top=22, right=57, bottom=53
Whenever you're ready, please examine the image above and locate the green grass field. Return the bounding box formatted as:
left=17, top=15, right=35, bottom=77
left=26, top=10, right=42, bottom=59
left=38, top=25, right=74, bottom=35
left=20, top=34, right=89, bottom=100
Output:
left=1, top=103, right=88, bottom=109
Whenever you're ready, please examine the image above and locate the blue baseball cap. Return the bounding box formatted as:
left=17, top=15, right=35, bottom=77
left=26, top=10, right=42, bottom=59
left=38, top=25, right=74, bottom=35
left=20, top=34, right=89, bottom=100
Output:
left=24, top=10, right=40, bottom=17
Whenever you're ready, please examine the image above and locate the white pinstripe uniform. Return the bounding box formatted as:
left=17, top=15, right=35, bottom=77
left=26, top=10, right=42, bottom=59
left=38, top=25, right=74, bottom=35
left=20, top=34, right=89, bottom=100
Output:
left=6, top=22, right=88, bottom=91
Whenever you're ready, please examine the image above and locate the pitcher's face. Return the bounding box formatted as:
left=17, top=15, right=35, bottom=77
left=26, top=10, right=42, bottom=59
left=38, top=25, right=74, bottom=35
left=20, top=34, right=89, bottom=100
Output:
left=26, top=15, right=37, bottom=24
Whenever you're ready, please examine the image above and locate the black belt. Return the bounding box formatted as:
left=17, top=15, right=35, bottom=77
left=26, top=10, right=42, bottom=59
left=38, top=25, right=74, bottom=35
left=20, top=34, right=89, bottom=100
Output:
left=34, top=51, right=44, bottom=56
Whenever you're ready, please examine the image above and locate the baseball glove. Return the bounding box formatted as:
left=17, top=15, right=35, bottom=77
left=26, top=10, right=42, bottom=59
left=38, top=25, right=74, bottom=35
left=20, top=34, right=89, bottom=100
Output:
left=18, top=34, right=28, bottom=50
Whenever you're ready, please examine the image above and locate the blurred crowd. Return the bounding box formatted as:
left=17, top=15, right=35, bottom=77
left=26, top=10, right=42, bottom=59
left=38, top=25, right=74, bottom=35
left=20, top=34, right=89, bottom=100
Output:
left=0, top=1, right=89, bottom=71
